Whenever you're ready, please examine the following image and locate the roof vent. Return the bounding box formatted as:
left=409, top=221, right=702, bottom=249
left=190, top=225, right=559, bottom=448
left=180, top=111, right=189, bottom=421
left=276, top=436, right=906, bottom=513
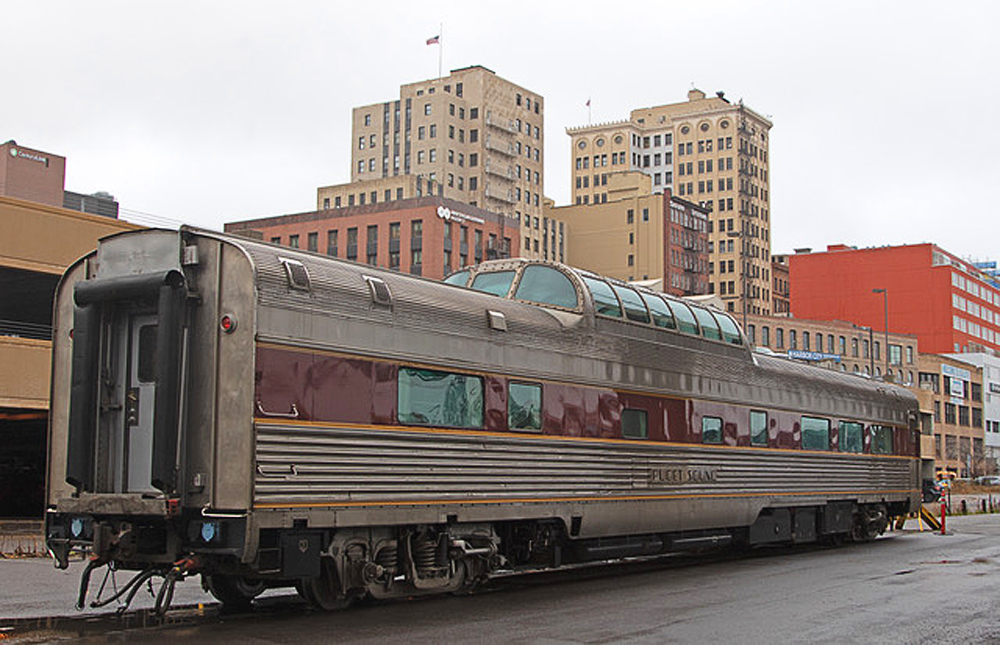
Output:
left=487, top=310, right=507, bottom=331
left=364, top=275, right=392, bottom=307
left=279, top=258, right=311, bottom=292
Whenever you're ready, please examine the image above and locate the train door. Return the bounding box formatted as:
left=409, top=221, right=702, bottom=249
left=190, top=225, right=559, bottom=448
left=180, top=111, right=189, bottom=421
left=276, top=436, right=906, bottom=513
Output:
left=124, top=314, right=158, bottom=492
left=67, top=267, right=188, bottom=496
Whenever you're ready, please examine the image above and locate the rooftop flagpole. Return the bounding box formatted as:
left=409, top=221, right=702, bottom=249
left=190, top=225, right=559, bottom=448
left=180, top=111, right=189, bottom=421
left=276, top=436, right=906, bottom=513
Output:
left=439, top=23, right=443, bottom=79
left=426, top=28, right=442, bottom=78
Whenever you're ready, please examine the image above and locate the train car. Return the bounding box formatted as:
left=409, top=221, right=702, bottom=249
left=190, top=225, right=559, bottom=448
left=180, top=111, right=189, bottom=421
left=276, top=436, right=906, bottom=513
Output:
left=45, top=227, right=921, bottom=611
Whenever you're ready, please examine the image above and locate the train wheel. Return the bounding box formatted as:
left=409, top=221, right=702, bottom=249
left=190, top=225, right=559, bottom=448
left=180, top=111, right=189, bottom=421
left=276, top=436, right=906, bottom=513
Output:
left=301, top=557, right=353, bottom=611
left=203, top=574, right=266, bottom=612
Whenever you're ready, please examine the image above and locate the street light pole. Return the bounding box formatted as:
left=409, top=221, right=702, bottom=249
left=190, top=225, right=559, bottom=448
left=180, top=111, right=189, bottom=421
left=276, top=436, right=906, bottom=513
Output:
left=868, top=326, right=874, bottom=377
left=873, top=288, right=889, bottom=378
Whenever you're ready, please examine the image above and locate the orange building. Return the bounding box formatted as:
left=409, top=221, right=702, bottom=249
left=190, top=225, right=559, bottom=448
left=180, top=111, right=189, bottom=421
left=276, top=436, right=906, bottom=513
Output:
left=225, top=196, right=518, bottom=280
left=790, top=244, right=1000, bottom=356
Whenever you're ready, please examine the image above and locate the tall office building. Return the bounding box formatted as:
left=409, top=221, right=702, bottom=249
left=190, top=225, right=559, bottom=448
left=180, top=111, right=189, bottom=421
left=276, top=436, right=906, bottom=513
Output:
left=790, top=243, right=1000, bottom=355
left=566, top=89, right=772, bottom=316
left=326, top=66, right=549, bottom=258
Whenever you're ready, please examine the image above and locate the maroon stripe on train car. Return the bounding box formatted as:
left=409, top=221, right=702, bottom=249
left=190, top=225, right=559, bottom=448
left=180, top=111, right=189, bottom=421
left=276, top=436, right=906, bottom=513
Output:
left=253, top=345, right=913, bottom=457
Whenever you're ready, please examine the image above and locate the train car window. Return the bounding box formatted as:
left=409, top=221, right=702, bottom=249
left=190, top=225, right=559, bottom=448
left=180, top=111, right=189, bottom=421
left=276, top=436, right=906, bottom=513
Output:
left=690, top=306, right=722, bottom=341
left=513, top=265, right=579, bottom=309
left=750, top=410, right=768, bottom=446
left=666, top=300, right=700, bottom=335
left=398, top=367, right=483, bottom=429
left=801, top=416, right=830, bottom=450
left=702, top=416, right=722, bottom=443
left=508, top=381, right=542, bottom=431
left=839, top=421, right=863, bottom=453
left=582, top=276, right=622, bottom=318
left=137, top=325, right=158, bottom=384
left=444, top=269, right=471, bottom=286
left=611, top=285, right=651, bottom=323
left=471, top=271, right=516, bottom=297
left=713, top=312, right=744, bottom=345
left=640, top=293, right=677, bottom=330
left=622, top=409, right=648, bottom=438
left=870, top=425, right=894, bottom=454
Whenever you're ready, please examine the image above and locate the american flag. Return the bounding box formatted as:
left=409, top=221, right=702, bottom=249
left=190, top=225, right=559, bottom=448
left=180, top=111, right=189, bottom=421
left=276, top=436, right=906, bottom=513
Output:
left=426, top=35, right=440, bottom=45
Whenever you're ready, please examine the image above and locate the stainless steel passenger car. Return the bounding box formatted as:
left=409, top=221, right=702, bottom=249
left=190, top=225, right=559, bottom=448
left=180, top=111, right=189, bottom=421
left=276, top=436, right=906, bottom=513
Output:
left=46, top=227, right=921, bottom=610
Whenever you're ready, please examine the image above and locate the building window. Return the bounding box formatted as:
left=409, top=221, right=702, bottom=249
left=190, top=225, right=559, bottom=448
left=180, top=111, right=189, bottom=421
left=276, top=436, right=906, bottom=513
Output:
left=945, top=403, right=956, bottom=425
left=288, top=234, right=299, bottom=249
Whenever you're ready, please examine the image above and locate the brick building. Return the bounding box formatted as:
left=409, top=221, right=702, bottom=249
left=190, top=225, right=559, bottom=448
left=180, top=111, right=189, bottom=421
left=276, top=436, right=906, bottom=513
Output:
left=914, top=353, right=986, bottom=478
left=226, top=196, right=518, bottom=280
left=551, top=173, right=708, bottom=296
left=790, top=243, right=1000, bottom=356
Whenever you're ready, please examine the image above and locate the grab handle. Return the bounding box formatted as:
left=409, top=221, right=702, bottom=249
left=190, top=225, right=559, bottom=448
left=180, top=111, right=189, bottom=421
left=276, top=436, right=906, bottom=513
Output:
left=255, top=401, right=300, bottom=418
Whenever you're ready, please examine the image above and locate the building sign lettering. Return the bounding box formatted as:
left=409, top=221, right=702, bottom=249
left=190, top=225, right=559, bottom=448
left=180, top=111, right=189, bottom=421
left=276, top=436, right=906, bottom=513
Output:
left=787, top=349, right=841, bottom=363
left=437, top=205, right=485, bottom=226
left=8, top=147, right=48, bottom=165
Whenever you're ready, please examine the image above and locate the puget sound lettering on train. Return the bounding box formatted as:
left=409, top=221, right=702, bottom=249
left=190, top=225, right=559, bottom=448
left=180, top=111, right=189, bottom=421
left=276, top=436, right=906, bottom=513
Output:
left=648, top=467, right=719, bottom=485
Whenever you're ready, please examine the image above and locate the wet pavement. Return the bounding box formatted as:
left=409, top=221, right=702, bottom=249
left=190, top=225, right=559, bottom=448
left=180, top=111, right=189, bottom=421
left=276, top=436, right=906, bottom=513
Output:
left=3, top=514, right=1000, bottom=643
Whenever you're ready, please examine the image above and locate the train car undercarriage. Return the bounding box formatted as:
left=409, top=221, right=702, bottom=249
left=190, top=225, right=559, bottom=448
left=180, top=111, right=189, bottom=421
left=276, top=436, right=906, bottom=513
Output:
left=57, top=499, right=903, bottom=614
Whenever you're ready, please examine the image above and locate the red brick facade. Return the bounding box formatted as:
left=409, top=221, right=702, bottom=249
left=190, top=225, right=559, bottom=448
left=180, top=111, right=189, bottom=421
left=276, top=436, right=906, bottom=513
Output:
left=225, top=196, right=519, bottom=280
left=790, top=243, right=1000, bottom=355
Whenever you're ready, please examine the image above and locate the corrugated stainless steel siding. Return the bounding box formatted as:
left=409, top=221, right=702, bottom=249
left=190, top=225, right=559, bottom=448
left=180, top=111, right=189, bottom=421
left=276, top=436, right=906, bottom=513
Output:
left=253, top=422, right=916, bottom=506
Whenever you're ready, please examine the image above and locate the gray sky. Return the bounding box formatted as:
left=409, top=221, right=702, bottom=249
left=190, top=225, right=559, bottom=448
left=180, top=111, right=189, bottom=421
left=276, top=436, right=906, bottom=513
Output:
left=4, top=0, right=998, bottom=260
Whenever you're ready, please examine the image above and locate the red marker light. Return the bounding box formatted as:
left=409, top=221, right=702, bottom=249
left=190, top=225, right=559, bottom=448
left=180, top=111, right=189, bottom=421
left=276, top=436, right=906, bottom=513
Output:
left=220, top=314, right=237, bottom=333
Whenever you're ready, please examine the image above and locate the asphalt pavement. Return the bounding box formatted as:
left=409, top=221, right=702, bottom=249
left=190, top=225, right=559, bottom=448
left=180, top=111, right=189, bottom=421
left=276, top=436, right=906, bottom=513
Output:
left=3, top=514, right=1000, bottom=643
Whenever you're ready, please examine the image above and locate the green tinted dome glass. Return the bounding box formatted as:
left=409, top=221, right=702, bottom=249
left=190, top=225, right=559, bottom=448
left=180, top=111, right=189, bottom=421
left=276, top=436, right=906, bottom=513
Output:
left=691, top=306, right=722, bottom=340
left=470, top=270, right=516, bottom=297
left=581, top=276, right=622, bottom=318
left=666, top=300, right=699, bottom=335
left=713, top=311, right=743, bottom=345
left=514, top=265, right=579, bottom=309
left=444, top=269, right=470, bottom=286
left=611, top=285, right=650, bottom=323
left=640, top=293, right=677, bottom=329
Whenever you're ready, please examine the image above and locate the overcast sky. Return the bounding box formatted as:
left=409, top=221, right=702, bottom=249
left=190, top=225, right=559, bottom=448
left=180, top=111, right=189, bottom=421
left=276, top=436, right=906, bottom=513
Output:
left=4, top=0, right=998, bottom=260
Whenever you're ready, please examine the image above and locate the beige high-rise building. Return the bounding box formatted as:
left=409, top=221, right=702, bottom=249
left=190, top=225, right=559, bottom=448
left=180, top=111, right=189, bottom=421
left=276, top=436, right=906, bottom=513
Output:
left=551, top=171, right=708, bottom=296
left=333, top=65, right=549, bottom=259
left=566, top=89, right=772, bottom=316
